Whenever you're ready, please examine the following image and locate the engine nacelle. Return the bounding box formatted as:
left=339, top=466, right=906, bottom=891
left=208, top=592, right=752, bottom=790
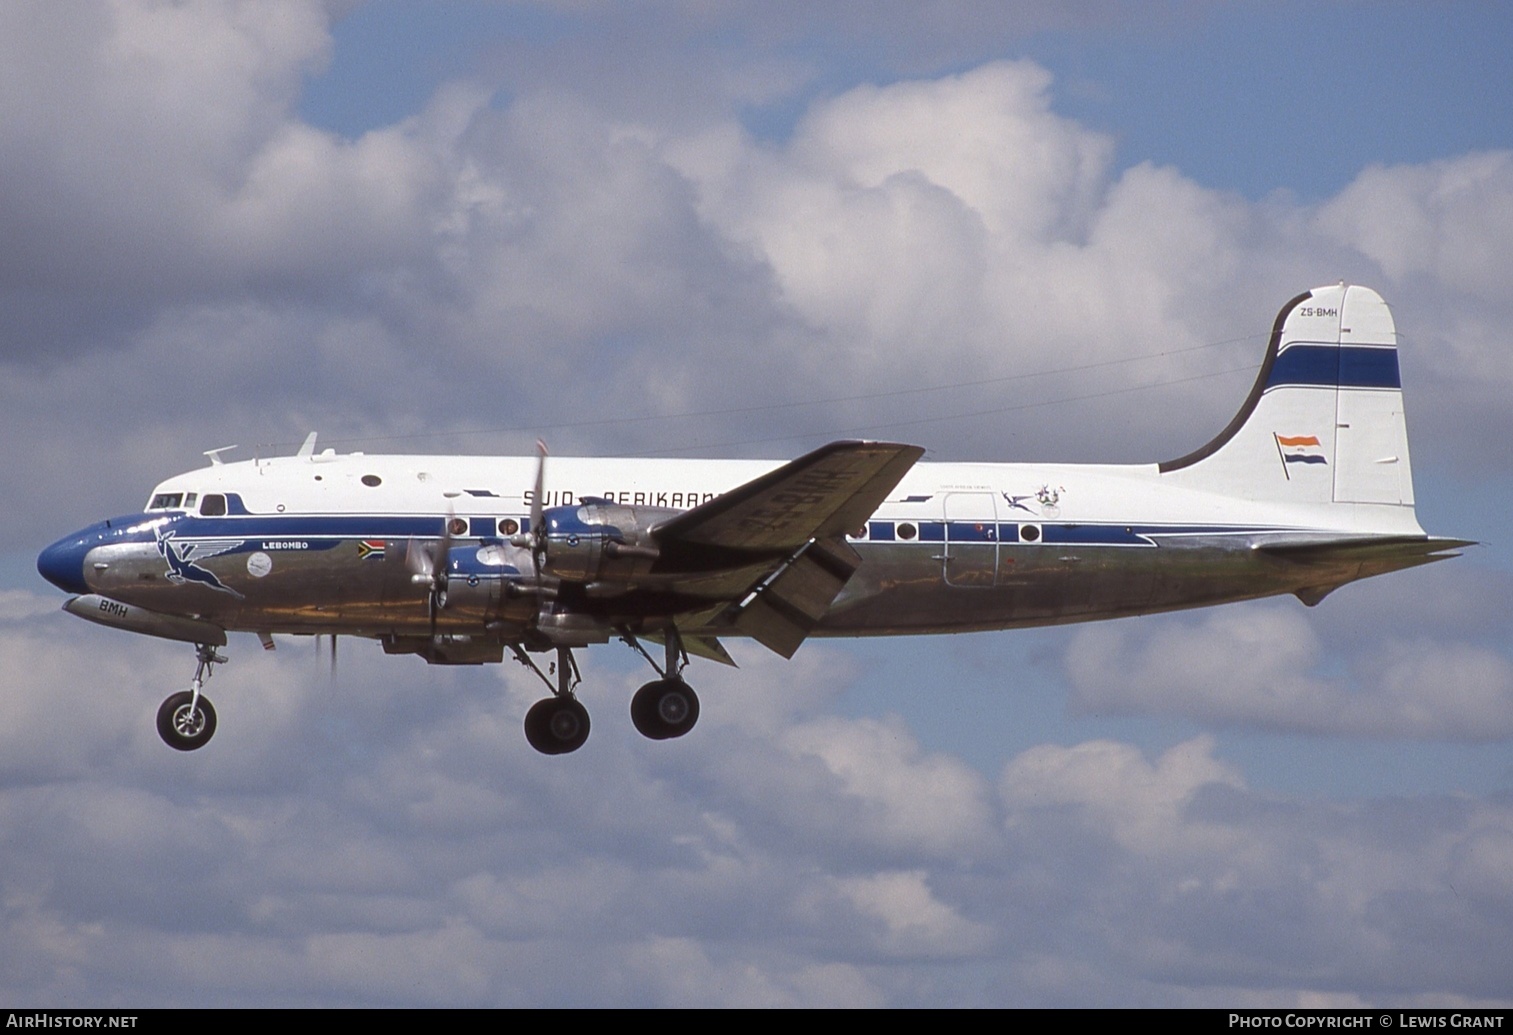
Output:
left=537, top=501, right=678, bottom=583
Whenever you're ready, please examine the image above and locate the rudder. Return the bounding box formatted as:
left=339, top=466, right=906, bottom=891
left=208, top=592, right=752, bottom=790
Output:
left=1159, top=284, right=1415, bottom=508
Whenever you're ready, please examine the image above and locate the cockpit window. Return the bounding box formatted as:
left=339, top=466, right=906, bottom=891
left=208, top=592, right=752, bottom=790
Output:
left=200, top=494, right=227, bottom=517
left=184, top=493, right=198, bottom=509
left=149, top=493, right=184, bottom=510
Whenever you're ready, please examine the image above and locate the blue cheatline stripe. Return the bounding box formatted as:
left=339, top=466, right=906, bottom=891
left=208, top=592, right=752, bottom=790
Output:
left=1041, top=525, right=1152, bottom=546
left=948, top=522, right=997, bottom=542
left=853, top=521, right=1297, bottom=547
left=1266, top=344, right=1400, bottom=390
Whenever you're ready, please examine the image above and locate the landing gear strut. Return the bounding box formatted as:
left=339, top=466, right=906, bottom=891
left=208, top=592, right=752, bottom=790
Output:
left=627, top=628, right=700, bottom=741
left=157, top=643, right=224, bottom=751
left=515, top=646, right=591, bottom=755
left=510, top=628, right=703, bottom=753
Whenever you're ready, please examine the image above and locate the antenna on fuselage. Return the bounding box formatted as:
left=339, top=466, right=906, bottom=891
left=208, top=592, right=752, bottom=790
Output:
left=203, top=445, right=238, bottom=466
left=296, top=432, right=318, bottom=458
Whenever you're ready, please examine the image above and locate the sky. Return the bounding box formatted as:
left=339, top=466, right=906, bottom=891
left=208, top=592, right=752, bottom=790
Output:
left=2, top=0, right=1511, bottom=1008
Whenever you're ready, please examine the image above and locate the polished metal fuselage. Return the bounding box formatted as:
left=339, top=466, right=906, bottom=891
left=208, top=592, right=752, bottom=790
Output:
left=43, top=449, right=1430, bottom=650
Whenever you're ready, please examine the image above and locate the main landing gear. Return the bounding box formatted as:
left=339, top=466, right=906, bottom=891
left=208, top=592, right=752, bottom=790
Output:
left=156, top=643, right=224, bottom=751
left=630, top=678, right=699, bottom=741
left=510, top=629, right=702, bottom=755
left=517, top=646, right=592, bottom=755
left=625, top=628, right=701, bottom=742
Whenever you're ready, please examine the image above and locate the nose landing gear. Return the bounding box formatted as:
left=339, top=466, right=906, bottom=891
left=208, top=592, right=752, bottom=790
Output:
left=157, top=690, right=217, bottom=750
left=156, top=643, right=225, bottom=751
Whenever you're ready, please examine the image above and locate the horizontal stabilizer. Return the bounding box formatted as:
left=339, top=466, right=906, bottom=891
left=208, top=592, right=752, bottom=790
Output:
left=1256, top=535, right=1475, bottom=563
left=1256, top=536, right=1475, bottom=607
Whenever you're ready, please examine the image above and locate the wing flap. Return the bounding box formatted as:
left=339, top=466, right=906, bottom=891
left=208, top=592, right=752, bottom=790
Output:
left=722, top=537, right=863, bottom=658
left=646, top=631, right=738, bottom=668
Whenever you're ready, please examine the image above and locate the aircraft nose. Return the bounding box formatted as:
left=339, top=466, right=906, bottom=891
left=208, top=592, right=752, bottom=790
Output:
left=37, top=534, right=92, bottom=594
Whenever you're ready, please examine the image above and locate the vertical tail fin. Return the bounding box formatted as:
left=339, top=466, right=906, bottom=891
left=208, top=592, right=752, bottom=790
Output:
left=1159, top=284, right=1415, bottom=510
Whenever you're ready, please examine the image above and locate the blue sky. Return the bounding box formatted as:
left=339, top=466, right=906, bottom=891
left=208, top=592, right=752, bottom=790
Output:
left=2, top=0, right=1510, bottom=1007
left=303, top=2, right=1513, bottom=200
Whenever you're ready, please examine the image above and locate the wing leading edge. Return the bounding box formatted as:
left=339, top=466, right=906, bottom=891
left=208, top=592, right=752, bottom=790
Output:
left=653, top=440, right=925, bottom=556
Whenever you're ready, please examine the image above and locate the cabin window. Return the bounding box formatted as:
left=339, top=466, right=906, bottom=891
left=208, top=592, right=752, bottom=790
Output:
left=149, top=493, right=184, bottom=510
left=361, top=474, right=382, bottom=487
left=200, top=494, right=227, bottom=517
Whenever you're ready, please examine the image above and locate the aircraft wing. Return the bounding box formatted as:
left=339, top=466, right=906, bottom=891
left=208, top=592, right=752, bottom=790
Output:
left=651, top=440, right=925, bottom=658
left=652, top=440, right=925, bottom=559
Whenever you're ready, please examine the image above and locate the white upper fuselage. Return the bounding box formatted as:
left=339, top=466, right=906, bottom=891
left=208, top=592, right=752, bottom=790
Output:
left=147, top=447, right=1425, bottom=539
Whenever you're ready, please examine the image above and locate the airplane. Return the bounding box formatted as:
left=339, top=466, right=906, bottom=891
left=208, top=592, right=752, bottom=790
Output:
left=37, top=284, right=1470, bottom=755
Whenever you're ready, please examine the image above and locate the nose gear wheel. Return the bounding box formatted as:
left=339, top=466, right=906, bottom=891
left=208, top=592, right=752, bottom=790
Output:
left=155, top=642, right=225, bottom=751
left=157, top=690, right=217, bottom=750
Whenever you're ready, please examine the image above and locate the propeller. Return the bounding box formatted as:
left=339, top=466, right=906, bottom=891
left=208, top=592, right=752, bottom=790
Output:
left=315, top=633, right=337, bottom=680
left=406, top=507, right=458, bottom=638
left=530, top=439, right=547, bottom=582
left=509, top=439, right=549, bottom=586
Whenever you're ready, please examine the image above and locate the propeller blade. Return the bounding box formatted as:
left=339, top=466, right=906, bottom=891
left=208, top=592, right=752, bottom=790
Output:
left=315, top=634, right=337, bottom=683
left=409, top=508, right=460, bottom=638
left=434, top=508, right=456, bottom=598
left=529, top=440, right=546, bottom=538
left=405, top=537, right=433, bottom=579
left=428, top=508, right=458, bottom=637
left=529, top=440, right=548, bottom=585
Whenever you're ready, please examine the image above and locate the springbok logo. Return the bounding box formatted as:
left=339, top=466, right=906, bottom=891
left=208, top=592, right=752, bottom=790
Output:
left=155, top=529, right=244, bottom=598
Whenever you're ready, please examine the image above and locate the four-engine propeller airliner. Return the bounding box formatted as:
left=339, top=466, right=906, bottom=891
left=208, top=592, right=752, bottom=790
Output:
left=38, top=285, right=1469, bottom=755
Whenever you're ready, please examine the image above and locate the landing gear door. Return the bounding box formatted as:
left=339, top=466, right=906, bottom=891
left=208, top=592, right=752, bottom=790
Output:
left=943, top=492, right=998, bottom=588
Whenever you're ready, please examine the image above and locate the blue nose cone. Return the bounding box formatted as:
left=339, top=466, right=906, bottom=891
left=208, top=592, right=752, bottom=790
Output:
left=38, top=532, right=92, bottom=595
